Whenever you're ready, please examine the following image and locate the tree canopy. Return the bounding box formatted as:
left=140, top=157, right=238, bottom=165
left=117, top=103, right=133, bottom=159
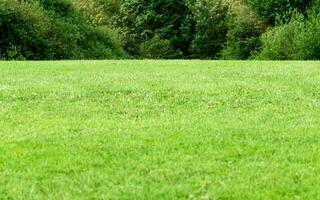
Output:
left=0, top=0, right=318, bottom=60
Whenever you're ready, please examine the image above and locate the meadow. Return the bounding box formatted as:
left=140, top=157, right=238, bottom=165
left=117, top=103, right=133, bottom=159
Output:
left=1, top=60, right=320, bottom=199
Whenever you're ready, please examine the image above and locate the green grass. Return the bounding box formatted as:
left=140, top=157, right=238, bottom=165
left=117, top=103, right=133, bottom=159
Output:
left=1, top=60, right=320, bottom=199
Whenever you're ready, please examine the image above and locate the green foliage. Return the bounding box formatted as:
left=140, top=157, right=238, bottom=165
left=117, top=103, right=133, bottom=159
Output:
left=78, top=26, right=125, bottom=59
left=140, top=35, right=183, bottom=59
left=256, top=7, right=320, bottom=60
left=37, top=0, right=75, bottom=17
left=113, top=0, right=194, bottom=58
left=2, top=0, right=320, bottom=60
left=295, top=6, right=320, bottom=59
left=190, top=0, right=229, bottom=59
left=74, top=0, right=120, bottom=26
left=256, top=21, right=302, bottom=60
left=0, top=0, right=124, bottom=60
left=0, top=0, right=49, bottom=60
left=243, top=0, right=312, bottom=24
left=222, top=2, right=267, bottom=60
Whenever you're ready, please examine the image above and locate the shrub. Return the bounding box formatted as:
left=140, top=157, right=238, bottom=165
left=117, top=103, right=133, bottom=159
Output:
left=36, top=0, right=75, bottom=18
left=74, top=0, right=117, bottom=26
left=190, top=0, right=229, bottom=59
left=222, top=2, right=267, bottom=60
left=256, top=7, right=320, bottom=60
left=113, top=0, right=194, bottom=58
left=0, top=0, right=125, bottom=60
left=255, top=13, right=305, bottom=60
left=0, top=0, right=49, bottom=60
left=78, top=26, right=125, bottom=59
left=140, top=35, right=183, bottom=59
left=243, top=0, right=312, bottom=24
left=294, top=5, right=320, bottom=59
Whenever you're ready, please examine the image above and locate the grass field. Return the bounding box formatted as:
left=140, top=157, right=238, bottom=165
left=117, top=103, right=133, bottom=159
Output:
left=1, top=60, right=320, bottom=199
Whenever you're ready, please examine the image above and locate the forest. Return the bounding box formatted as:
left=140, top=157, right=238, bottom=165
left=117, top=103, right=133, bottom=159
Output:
left=0, top=0, right=318, bottom=60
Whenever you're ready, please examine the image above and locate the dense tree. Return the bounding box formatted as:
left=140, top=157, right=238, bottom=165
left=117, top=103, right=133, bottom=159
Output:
left=0, top=0, right=49, bottom=59
left=243, top=0, right=312, bottom=24
left=257, top=5, right=320, bottom=60
left=190, top=0, right=229, bottom=59
left=113, top=0, right=194, bottom=58
left=0, top=0, right=124, bottom=60
left=222, top=1, right=267, bottom=59
left=1, top=0, right=320, bottom=60
left=74, top=0, right=120, bottom=26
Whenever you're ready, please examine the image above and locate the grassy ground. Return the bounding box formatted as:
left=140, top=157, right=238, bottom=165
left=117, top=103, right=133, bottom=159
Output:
left=1, top=60, right=320, bottom=199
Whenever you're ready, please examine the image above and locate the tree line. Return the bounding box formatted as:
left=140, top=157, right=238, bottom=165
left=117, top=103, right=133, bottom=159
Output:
left=0, top=0, right=319, bottom=60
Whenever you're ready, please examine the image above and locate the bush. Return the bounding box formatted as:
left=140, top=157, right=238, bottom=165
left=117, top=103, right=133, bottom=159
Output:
left=294, top=5, right=320, bottom=59
left=0, top=0, right=125, bottom=60
left=256, top=7, right=320, bottom=60
left=243, top=0, right=312, bottom=24
left=74, top=0, right=118, bottom=26
left=190, top=0, right=229, bottom=59
left=78, top=26, right=125, bottom=59
left=222, top=2, right=267, bottom=60
left=36, top=0, right=75, bottom=18
left=255, top=15, right=304, bottom=60
left=140, top=35, right=183, bottom=59
left=0, top=0, right=49, bottom=60
left=113, top=0, right=194, bottom=58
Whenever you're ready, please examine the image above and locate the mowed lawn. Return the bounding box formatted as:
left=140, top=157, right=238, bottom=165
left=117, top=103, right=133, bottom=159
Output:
left=1, top=60, right=320, bottom=199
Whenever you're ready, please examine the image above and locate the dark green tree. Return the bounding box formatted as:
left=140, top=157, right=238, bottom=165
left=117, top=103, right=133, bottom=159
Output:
left=243, top=0, right=312, bottom=24
left=0, top=0, right=124, bottom=60
left=222, top=2, right=267, bottom=59
left=113, top=0, right=195, bottom=58
left=190, top=0, right=229, bottom=59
